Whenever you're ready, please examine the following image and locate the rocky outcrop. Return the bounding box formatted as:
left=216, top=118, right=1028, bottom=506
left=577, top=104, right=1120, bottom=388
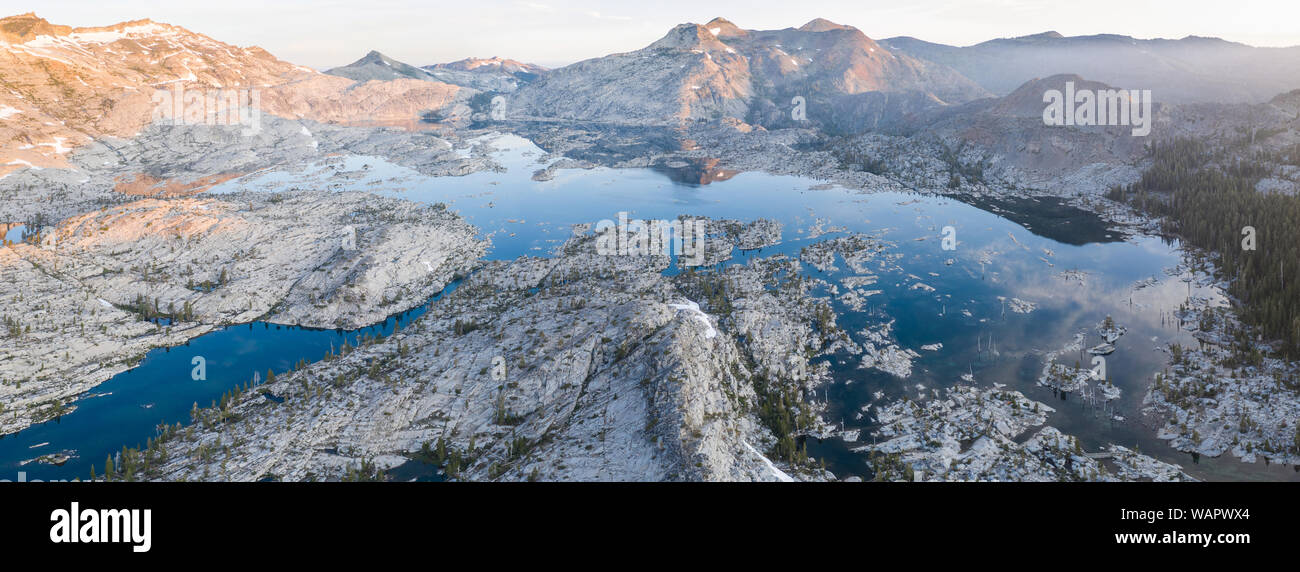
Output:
left=135, top=230, right=846, bottom=481
left=0, top=114, right=496, bottom=225
left=1143, top=293, right=1300, bottom=466
left=0, top=191, right=486, bottom=436
left=860, top=384, right=1196, bottom=481
left=259, top=75, right=470, bottom=127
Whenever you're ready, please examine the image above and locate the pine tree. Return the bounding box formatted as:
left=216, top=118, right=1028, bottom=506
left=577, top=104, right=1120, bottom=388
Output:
left=1111, top=138, right=1300, bottom=356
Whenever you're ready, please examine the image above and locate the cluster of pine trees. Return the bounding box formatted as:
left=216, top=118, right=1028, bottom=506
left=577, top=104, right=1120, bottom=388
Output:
left=3, top=315, right=24, bottom=337
left=831, top=143, right=890, bottom=175
left=1107, top=137, right=1300, bottom=357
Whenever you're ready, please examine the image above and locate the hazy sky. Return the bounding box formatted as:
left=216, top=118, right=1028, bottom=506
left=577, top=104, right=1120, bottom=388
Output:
left=13, top=0, right=1300, bottom=69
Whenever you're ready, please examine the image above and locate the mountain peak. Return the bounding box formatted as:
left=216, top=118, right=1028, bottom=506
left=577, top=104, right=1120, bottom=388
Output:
left=649, top=23, right=731, bottom=51
left=0, top=12, right=72, bottom=42
left=798, top=18, right=852, bottom=32
left=0, top=14, right=197, bottom=46
left=1, top=11, right=43, bottom=23
left=326, top=50, right=440, bottom=83
left=987, top=73, right=1117, bottom=117
left=432, top=57, right=545, bottom=74
left=704, top=17, right=746, bottom=38
left=1176, top=34, right=1234, bottom=45
left=1018, top=31, right=1065, bottom=41
left=99, top=18, right=161, bottom=29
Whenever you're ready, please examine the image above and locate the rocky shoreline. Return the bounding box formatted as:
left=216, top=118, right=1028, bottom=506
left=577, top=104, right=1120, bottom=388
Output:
left=1142, top=273, right=1300, bottom=466
left=0, top=190, right=485, bottom=436
left=105, top=228, right=850, bottom=481
left=0, top=115, right=501, bottom=226
left=859, top=384, right=1195, bottom=481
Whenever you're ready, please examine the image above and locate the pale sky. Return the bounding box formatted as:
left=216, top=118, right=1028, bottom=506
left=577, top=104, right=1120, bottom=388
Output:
left=10, top=0, right=1300, bottom=69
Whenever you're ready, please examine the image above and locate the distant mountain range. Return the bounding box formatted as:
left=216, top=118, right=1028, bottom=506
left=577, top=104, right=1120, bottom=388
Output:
left=506, top=17, right=990, bottom=126
left=0, top=12, right=310, bottom=168
left=325, top=51, right=546, bottom=93
left=5, top=10, right=1300, bottom=171
left=325, top=50, right=442, bottom=82
left=883, top=32, right=1300, bottom=103
left=0, top=13, right=465, bottom=172
left=423, top=57, right=546, bottom=92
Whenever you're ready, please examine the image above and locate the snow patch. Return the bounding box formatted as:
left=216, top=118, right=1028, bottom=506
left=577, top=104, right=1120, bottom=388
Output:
left=743, top=442, right=794, bottom=482
left=668, top=300, right=717, bottom=338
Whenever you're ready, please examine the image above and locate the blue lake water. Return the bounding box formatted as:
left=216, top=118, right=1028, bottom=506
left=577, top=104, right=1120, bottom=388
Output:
left=0, top=284, right=455, bottom=481
left=3, top=133, right=1293, bottom=481
left=3, top=225, right=25, bottom=244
